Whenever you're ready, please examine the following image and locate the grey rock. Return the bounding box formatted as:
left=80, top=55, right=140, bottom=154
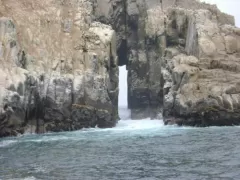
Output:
left=1, top=0, right=240, bottom=138
left=0, top=1, right=119, bottom=137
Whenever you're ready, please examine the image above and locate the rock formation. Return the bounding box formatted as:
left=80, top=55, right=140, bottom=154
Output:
left=0, top=0, right=119, bottom=137
left=1, top=0, right=240, bottom=137
left=123, top=0, right=240, bottom=125
left=94, top=0, right=240, bottom=125
left=162, top=6, right=240, bottom=126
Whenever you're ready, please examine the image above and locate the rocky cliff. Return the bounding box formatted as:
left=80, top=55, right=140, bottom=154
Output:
left=124, top=0, right=240, bottom=125
left=94, top=0, right=240, bottom=125
left=1, top=0, right=240, bottom=137
left=0, top=0, right=119, bottom=137
left=162, top=7, right=240, bottom=126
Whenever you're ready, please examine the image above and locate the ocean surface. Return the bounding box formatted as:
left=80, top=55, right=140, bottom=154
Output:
left=1, top=66, right=240, bottom=180
left=0, top=107, right=240, bottom=180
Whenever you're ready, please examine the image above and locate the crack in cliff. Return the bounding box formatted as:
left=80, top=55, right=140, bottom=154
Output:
left=117, top=0, right=128, bottom=66
left=160, top=0, right=163, bottom=11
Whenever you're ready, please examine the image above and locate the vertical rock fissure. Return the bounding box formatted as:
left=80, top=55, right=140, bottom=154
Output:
left=145, top=27, right=151, bottom=118
left=117, top=0, right=128, bottom=66
left=109, top=42, right=118, bottom=122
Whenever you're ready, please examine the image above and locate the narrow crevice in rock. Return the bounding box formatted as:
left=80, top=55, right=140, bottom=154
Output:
left=18, top=51, right=27, bottom=69
left=117, top=39, right=128, bottom=66
left=117, top=0, right=128, bottom=66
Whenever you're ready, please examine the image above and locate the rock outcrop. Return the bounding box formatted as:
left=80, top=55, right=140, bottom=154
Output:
left=1, top=0, right=240, bottom=137
left=162, top=7, right=240, bottom=126
left=121, top=0, right=240, bottom=125
left=0, top=0, right=119, bottom=137
left=93, top=0, right=240, bottom=126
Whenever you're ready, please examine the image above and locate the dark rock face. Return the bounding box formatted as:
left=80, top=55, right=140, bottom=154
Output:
left=164, top=108, right=240, bottom=127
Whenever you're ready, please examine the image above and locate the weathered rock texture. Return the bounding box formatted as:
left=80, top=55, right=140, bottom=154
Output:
left=121, top=0, right=240, bottom=125
left=93, top=0, right=240, bottom=126
left=1, top=0, right=240, bottom=137
left=163, top=7, right=240, bottom=126
left=0, top=0, right=119, bottom=137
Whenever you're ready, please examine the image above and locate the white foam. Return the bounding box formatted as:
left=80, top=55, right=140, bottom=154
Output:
left=10, top=177, right=37, bottom=180
left=33, top=165, right=47, bottom=173
left=24, top=136, right=72, bottom=142
left=0, top=140, right=18, bottom=147
left=24, top=178, right=37, bottom=180
left=115, top=119, right=164, bottom=131
left=118, top=107, right=131, bottom=120
left=117, top=65, right=165, bottom=131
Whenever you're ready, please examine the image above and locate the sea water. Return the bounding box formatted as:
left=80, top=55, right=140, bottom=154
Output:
left=1, top=115, right=240, bottom=180
left=0, top=66, right=240, bottom=180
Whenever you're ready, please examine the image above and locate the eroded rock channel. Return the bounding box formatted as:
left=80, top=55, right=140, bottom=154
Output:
left=1, top=0, right=240, bottom=137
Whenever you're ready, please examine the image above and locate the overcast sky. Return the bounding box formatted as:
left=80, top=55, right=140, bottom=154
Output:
left=118, top=0, right=240, bottom=107
left=201, top=0, right=240, bottom=27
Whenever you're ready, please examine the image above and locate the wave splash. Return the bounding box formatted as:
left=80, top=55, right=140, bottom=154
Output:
left=116, top=118, right=164, bottom=130
left=0, top=140, right=18, bottom=147
left=10, top=177, right=37, bottom=180
left=117, top=65, right=164, bottom=131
